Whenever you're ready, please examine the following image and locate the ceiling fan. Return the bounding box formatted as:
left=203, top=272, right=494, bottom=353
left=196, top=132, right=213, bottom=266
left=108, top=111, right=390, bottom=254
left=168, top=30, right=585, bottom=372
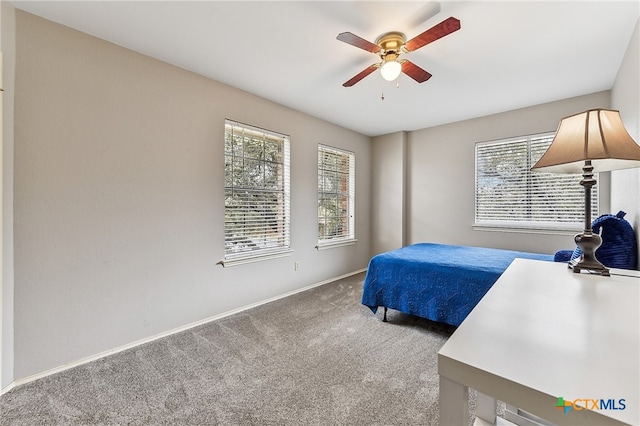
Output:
left=336, top=16, right=461, bottom=87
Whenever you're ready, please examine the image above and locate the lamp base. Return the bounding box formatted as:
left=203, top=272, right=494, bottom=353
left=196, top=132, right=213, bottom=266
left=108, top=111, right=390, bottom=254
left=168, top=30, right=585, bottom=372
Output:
left=568, top=231, right=610, bottom=276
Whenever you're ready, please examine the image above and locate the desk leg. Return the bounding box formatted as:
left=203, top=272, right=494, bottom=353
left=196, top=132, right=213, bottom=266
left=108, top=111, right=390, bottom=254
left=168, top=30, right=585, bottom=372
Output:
left=476, top=392, right=496, bottom=424
left=439, top=376, right=469, bottom=425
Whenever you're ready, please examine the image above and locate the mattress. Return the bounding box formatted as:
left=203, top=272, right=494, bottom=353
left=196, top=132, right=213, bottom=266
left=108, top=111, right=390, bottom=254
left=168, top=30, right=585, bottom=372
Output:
left=361, top=243, right=554, bottom=326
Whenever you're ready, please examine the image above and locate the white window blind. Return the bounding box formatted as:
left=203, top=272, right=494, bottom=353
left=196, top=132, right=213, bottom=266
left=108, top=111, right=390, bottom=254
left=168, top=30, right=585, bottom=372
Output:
left=317, top=145, right=356, bottom=245
left=475, top=133, right=598, bottom=230
left=224, top=120, right=290, bottom=262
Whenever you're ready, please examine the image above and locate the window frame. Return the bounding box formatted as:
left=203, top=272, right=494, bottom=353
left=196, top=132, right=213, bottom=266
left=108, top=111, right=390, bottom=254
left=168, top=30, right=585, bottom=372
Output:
left=474, top=132, right=599, bottom=234
left=317, top=144, right=357, bottom=249
left=222, top=120, right=291, bottom=266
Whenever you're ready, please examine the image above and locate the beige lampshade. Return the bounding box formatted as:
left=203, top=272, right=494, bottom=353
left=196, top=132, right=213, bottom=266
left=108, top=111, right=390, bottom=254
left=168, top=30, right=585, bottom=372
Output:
left=531, top=109, right=640, bottom=174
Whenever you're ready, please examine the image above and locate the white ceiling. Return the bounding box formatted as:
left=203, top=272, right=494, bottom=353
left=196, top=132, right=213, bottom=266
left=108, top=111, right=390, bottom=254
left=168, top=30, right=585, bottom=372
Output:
left=11, top=1, right=640, bottom=137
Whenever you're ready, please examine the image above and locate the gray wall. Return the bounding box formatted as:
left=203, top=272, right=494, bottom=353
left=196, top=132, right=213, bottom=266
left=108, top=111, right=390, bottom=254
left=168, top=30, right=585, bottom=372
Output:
left=611, top=18, right=640, bottom=264
left=11, top=11, right=371, bottom=381
left=406, top=91, right=611, bottom=254
left=1, top=1, right=16, bottom=390
left=370, top=91, right=613, bottom=256
left=370, top=131, right=406, bottom=255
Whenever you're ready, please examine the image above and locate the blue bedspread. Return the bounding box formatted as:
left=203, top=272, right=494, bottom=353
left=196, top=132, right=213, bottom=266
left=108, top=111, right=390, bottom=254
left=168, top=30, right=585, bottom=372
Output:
left=362, top=243, right=554, bottom=326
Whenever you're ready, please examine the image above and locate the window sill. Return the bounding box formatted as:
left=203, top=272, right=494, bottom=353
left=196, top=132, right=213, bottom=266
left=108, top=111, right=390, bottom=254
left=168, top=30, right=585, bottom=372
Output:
left=473, top=223, right=581, bottom=236
left=219, top=249, right=293, bottom=267
left=316, top=239, right=358, bottom=250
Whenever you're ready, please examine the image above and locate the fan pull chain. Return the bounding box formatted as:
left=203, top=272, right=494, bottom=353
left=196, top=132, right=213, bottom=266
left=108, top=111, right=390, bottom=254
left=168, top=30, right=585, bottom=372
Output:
left=380, top=76, right=401, bottom=100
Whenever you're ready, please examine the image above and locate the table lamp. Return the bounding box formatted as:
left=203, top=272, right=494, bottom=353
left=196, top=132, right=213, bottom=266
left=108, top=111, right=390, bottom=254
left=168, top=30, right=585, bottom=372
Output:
left=531, top=109, right=640, bottom=275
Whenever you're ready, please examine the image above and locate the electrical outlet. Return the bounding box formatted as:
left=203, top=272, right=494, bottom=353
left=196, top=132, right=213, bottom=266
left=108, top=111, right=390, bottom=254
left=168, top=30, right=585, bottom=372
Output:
left=294, top=261, right=300, bottom=271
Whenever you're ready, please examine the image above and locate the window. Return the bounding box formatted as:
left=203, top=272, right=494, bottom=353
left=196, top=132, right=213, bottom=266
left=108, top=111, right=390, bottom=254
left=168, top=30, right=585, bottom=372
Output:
left=224, top=120, right=290, bottom=264
left=475, top=133, right=598, bottom=231
left=317, top=145, right=356, bottom=247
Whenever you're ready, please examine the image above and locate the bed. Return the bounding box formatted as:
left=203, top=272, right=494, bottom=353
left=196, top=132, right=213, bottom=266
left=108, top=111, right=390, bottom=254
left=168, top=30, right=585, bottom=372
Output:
left=361, top=243, right=554, bottom=326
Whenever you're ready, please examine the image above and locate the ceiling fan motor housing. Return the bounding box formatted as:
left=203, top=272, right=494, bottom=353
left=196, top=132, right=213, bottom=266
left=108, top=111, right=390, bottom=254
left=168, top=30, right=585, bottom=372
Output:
left=376, top=32, right=406, bottom=61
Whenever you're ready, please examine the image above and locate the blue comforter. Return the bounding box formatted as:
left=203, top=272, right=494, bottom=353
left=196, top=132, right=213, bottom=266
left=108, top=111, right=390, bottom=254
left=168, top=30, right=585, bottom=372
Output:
left=362, top=243, right=554, bottom=326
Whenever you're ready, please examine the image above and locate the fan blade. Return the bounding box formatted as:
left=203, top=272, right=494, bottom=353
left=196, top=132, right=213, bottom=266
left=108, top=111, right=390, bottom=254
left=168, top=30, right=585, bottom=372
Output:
left=337, top=32, right=381, bottom=53
left=343, top=64, right=378, bottom=87
left=401, top=61, right=432, bottom=83
left=404, top=17, right=461, bottom=51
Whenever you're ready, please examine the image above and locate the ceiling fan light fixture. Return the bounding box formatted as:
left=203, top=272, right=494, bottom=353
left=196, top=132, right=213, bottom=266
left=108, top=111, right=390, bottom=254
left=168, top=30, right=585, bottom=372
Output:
left=380, top=60, right=402, bottom=81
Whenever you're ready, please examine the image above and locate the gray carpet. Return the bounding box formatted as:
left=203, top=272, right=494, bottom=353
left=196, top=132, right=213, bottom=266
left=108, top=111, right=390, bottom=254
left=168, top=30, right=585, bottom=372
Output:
left=0, top=272, right=489, bottom=425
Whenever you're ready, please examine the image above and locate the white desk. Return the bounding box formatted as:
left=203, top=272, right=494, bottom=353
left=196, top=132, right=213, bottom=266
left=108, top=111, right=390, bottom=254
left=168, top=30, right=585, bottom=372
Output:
left=438, top=258, right=639, bottom=426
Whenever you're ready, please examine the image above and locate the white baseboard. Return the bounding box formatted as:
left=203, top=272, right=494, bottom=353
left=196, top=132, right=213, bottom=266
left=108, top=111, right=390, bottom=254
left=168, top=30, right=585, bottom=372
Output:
left=2, top=268, right=366, bottom=395
left=0, top=381, right=15, bottom=396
